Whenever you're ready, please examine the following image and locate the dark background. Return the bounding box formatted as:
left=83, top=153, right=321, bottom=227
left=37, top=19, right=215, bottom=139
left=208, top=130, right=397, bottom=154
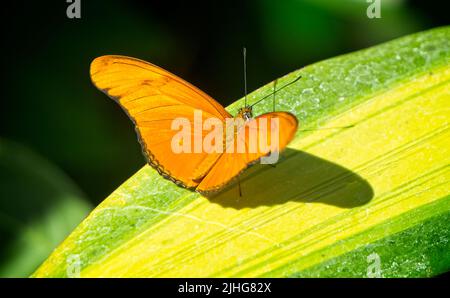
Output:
left=0, top=0, right=447, bottom=277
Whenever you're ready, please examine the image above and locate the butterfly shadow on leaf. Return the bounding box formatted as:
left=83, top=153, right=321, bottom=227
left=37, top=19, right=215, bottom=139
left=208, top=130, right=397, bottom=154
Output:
left=207, top=148, right=374, bottom=209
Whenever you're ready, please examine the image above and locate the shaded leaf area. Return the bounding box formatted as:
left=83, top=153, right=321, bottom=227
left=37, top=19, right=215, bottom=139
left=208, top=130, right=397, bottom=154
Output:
left=0, top=139, right=91, bottom=277
left=34, top=27, right=449, bottom=277
left=2, top=0, right=446, bottom=209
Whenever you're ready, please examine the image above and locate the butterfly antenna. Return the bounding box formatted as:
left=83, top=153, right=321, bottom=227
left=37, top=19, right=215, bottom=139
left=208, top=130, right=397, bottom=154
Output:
left=243, top=47, right=248, bottom=107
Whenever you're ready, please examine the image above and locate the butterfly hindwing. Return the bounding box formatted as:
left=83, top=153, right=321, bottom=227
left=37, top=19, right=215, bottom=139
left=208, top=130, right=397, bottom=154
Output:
left=91, top=55, right=298, bottom=194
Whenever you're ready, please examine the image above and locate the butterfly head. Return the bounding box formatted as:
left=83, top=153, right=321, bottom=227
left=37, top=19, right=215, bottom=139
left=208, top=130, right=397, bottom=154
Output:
left=237, top=106, right=253, bottom=121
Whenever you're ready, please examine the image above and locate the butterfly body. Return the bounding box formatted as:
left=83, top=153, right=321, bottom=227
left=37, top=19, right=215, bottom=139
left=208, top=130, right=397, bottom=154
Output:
left=90, top=55, right=298, bottom=195
left=236, top=106, right=253, bottom=121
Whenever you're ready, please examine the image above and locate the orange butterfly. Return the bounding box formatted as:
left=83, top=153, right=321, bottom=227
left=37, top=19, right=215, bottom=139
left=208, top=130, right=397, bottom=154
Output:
left=90, top=55, right=298, bottom=194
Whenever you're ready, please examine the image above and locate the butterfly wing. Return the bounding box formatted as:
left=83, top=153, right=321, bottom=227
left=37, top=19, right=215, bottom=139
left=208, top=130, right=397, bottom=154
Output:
left=90, top=55, right=231, bottom=189
left=196, top=112, right=298, bottom=194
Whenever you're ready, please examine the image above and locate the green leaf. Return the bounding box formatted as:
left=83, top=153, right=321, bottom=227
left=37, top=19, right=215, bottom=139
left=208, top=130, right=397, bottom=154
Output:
left=33, top=26, right=450, bottom=277
left=0, top=139, right=92, bottom=277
